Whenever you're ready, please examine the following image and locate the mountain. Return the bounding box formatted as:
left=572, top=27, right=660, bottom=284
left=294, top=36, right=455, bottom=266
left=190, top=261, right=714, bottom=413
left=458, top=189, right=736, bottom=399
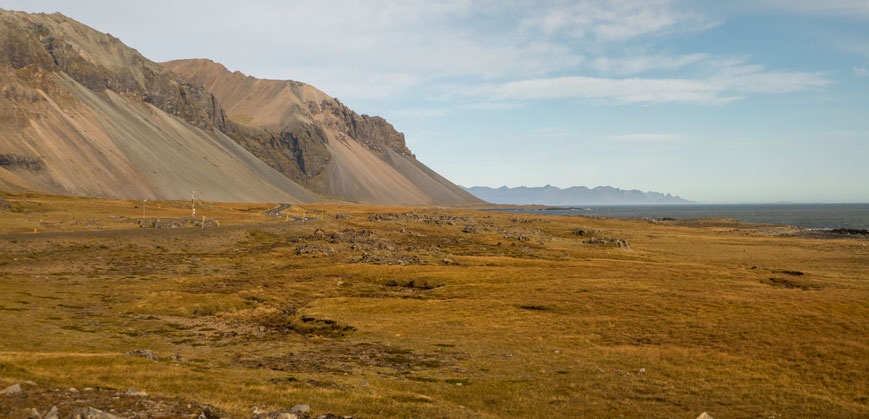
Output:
left=162, top=59, right=481, bottom=205
left=0, top=9, right=480, bottom=205
left=464, top=185, right=694, bottom=205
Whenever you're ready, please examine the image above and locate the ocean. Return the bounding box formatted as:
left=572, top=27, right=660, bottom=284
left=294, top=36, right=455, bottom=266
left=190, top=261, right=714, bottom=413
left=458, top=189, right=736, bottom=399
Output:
left=493, top=203, right=869, bottom=230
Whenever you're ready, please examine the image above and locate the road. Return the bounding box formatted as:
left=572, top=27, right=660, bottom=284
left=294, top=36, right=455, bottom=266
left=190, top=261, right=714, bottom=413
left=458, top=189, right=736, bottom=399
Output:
left=264, top=203, right=308, bottom=221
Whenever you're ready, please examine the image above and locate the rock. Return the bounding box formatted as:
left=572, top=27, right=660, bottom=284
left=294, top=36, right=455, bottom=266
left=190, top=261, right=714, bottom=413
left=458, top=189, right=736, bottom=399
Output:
left=125, top=388, right=148, bottom=397
left=73, top=407, right=123, bottom=419
left=290, top=404, right=310, bottom=414
left=127, top=349, right=159, bottom=361
left=637, top=368, right=646, bottom=374
left=0, top=383, right=22, bottom=395
left=21, top=380, right=38, bottom=386
left=696, top=413, right=714, bottom=419
left=250, top=410, right=300, bottom=419
left=442, top=258, right=455, bottom=265
left=26, top=407, right=41, bottom=418
left=198, top=407, right=222, bottom=419
left=44, top=406, right=59, bottom=419
left=67, top=387, right=79, bottom=392
left=461, top=225, right=479, bottom=234
left=168, top=354, right=187, bottom=362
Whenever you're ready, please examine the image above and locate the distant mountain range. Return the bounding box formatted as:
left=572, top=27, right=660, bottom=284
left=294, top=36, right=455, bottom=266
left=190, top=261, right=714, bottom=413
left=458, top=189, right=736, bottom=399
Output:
left=464, top=185, right=694, bottom=205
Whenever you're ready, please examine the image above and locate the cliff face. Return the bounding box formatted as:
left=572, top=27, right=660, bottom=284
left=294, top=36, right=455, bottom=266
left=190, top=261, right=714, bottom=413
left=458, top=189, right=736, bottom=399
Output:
left=163, top=59, right=481, bottom=205
left=0, top=9, right=317, bottom=202
left=0, top=12, right=225, bottom=131
left=0, top=9, right=480, bottom=205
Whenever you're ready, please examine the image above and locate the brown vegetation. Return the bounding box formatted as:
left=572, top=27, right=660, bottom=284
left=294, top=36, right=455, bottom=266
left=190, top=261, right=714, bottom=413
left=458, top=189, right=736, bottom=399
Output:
left=0, top=192, right=867, bottom=418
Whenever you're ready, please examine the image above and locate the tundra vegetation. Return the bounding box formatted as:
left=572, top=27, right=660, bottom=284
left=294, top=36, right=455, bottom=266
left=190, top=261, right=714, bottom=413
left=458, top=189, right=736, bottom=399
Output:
left=0, top=192, right=867, bottom=418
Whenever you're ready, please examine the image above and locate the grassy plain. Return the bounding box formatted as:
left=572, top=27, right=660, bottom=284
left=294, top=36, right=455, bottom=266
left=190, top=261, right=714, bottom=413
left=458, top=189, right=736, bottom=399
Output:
left=0, top=192, right=867, bottom=418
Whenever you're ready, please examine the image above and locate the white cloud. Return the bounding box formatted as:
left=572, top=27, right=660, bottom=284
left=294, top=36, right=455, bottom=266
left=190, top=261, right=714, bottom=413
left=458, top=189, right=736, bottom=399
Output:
left=611, top=133, right=680, bottom=142
left=490, top=76, right=727, bottom=103
left=2, top=0, right=833, bottom=106
left=520, top=0, right=714, bottom=42
left=485, top=64, right=830, bottom=104
left=590, top=53, right=711, bottom=74
left=855, top=67, right=869, bottom=77
left=758, top=0, right=869, bottom=18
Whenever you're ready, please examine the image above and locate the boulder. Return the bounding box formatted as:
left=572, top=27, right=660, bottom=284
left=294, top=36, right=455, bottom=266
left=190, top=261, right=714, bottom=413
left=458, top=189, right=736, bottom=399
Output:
left=290, top=404, right=310, bottom=414
left=72, top=407, right=123, bottom=419
left=0, top=383, right=22, bottom=395
left=44, top=406, right=59, bottom=419
left=127, top=349, right=159, bottom=361
left=125, top=388, right=148, bottom=397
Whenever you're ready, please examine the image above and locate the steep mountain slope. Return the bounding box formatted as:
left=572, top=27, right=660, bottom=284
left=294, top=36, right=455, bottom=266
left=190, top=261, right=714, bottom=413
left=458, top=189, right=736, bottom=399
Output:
left=0, top=9, right=318, bottom=202
left=162, top=59, right=482, bottom=206
left=465, top=185, right=693, bottom=205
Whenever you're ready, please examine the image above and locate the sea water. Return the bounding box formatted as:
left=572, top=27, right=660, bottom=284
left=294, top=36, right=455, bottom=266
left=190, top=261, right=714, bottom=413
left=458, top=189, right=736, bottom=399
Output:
left=495, top=204, right=869, bottom=230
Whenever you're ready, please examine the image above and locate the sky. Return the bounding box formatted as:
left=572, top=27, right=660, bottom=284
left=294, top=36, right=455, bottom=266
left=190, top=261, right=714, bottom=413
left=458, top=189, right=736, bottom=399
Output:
left=3, top=0, right=868, bottom=203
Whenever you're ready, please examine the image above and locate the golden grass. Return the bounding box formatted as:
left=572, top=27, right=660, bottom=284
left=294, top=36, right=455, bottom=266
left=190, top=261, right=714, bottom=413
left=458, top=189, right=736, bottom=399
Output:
left=0, top=192, right=867, bottom=418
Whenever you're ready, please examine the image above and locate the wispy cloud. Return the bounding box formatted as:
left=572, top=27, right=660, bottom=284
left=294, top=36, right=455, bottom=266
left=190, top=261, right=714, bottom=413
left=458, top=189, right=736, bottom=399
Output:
left=757, top=0, right=869, bottom=18
left=484, top=64, right=830, bottom=104
left=520, top=0, right=714, bottom=42
left=855, top=67, right=868, bottom=77
left=611, top=133, right=680, bottom=142
left=590, top=53, right=711, bottom=75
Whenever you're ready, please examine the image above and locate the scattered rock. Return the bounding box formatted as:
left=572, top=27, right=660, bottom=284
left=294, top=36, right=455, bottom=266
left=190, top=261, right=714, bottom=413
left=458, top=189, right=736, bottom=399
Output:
left=168, top=354, right=187, bottom=362
left=26, top=407, right=41, bottom=418
left=1, top=383, right=22, bottom=395
left=67, top=387, right=79, bottom=393
left=696, top=413, right=714, bottom=419
left=251, top=410, right=300, bottom=419
left=358, top=252, right=422, bottom=266
left=126, top=349, right=159, bottom=361
left=295, top=243, right=335, bottom=256
left=290, top=404, right=310, bottom=414
left=829, top=228, right=869, bottom=236
left=125, top=389, right=148, bottom=397
left=637, top=368, right=646, bottom=375
left=583, top=237, right=631, bottom=249
left=441, top=258, right=455, bottom=265
left=44, top=406, right=59, bottom=419
left=72, top=407, right=123, bottom=419
left=461, top=225, right=479, bottom=234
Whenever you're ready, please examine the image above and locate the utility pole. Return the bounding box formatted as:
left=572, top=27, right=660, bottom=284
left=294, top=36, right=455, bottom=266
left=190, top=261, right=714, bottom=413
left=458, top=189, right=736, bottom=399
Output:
left=192, top=191, right=196, bottom=217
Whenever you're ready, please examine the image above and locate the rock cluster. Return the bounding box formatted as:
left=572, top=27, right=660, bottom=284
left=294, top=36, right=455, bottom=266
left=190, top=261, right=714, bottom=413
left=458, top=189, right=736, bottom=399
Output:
left=583, top=237, right=632, bottom=249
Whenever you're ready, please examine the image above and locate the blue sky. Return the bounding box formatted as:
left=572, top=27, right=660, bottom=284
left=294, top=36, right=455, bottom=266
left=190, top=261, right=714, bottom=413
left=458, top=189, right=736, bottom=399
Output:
left=4, top=0, right=868, bottom=202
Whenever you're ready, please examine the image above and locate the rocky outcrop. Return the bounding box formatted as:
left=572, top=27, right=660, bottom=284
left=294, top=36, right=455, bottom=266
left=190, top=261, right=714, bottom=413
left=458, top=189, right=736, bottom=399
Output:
left=0, top=12, right=225, bottom=131
left=0, top=9, right=479, bottom=205
left=0, top=9, right=317, bottom=203
left=163, top=59, right=482, bottom=205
